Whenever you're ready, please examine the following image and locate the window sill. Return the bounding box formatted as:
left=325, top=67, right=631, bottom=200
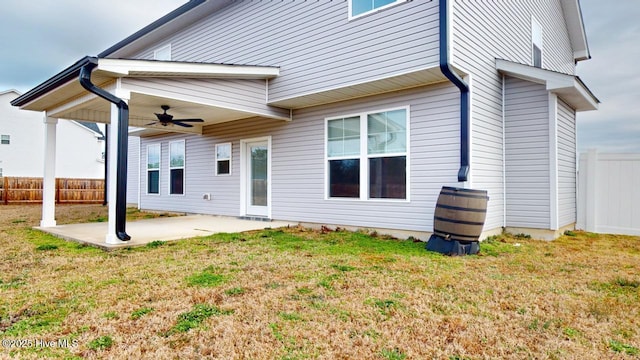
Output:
left=324, top=197, right=410, bottom=203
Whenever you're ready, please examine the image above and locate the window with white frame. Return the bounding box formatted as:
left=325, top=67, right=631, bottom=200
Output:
left=532, top=17, right=543, bottom=68
left=169, top=140, right=185, bottom=195
left=327, top=107, right=408, bottom=200
left=350, top=0, right=406, bottom=18
left=154, top=44, right=172, bottom=61
left=1, top=135, right=10, bottom=145
left=215, top=143, right=232, bottom=175
left=147, top=144, right=161, bottom=194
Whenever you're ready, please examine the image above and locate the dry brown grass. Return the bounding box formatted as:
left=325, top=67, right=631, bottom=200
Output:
left=0, top=204, right=639, bottom=359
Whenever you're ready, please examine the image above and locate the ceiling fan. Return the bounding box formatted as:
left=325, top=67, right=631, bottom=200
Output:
left=147, top=105, right=204, bottom=127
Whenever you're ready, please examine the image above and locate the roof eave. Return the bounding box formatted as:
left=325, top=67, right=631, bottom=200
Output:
left=495, top=59, right=599, bottom=111
left=97, top=58, right=280, bottom=79
left=561, top=0, right=591, bottom=62
left=10, top=56, right=95, bottom=108
left=11, top=58, right=280, bottom=112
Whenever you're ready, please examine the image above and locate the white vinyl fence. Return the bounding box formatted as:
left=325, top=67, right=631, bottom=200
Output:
left=577, top=150, right=640, bottom=236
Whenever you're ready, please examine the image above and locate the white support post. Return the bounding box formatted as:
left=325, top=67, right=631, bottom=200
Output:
left=548, top=93, right=559, bottom=230
left=585, top=148, right=598, bottom=232
left=41, top=116, right=58, bottom=227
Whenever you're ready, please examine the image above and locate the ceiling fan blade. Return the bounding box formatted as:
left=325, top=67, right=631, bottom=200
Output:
left=172, top=121, right=194, bottom=128
left=173, top=118, right=204, bottom=122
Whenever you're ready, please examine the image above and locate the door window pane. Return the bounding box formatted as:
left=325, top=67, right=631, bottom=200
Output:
left=369, top=156, right=406, bottom=199
left=329, top=159, right=360, bottom=198
left=251, top=146, right=268, bottom=206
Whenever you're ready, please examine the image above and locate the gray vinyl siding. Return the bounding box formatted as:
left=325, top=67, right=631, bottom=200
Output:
left=504, top=77, right=550, bottom=228
left=138, top=83, right=461, bottom=232
left=129, top=0, right=439, bottom=104
left=127, top=136, right=140, bottom=205
left=557, top=98, right=576, bottom=227
left=452, top=0, right=575, bottom=231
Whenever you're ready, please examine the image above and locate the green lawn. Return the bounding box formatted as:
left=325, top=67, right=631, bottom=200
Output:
left=0, top=204, right=639, bottom=359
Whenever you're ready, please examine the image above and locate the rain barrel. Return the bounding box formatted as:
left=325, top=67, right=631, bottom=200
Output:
left=433, top=186, right=489, bottom=242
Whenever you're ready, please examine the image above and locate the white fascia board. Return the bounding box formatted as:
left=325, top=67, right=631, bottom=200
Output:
left=572, top=78, right=599, bottom=110
left=495, top=59, right=598, bottom=111
left=560, top=0, right=590, bottom=61
left=496, top=59, right=567, bottom=86
left=96, top=58, right=280, bottom=79
left=574, top=49, right=590, bottom=62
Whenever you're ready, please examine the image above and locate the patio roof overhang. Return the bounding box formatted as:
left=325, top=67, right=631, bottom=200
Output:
left=12, top=57, right=290, bottom=135
left=495, top=59, right=599, bottom=112
left=268, top=66, right=452, bottom=109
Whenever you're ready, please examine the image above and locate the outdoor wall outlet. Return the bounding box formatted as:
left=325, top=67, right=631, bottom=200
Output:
left=203, top=193, right=211, bottom=200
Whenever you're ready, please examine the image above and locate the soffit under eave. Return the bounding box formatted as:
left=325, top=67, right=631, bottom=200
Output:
left=560, top=0, right=591, bottom=61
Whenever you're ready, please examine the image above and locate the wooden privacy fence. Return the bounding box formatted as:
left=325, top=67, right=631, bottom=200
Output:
left=0, top=177, right=104, bottom=205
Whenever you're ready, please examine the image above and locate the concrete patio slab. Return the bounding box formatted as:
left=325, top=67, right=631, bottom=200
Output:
left=36, top=215, right=298, bottom=250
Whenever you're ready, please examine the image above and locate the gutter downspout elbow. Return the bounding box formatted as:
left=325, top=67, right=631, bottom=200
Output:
left=79, top=57, right=131, bottom=241
left=439, top=0, right=470, bottom=183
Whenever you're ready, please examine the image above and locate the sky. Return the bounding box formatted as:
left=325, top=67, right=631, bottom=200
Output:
left=0, top=0, right=637, bottom=153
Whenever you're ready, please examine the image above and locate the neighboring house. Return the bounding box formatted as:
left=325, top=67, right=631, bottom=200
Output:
left=1, top=89, right=105, bottom=179
left=11, top=0, right=598, bottom=242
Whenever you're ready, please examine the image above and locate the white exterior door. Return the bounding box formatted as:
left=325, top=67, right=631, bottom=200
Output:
left=242, top=138, right=270, bottom=217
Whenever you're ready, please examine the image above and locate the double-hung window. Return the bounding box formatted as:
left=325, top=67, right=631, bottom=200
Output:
left=169, top=140, right=185, bottom=195
left=350, top=0, right=406, bottom=19
left=327, top=107, right=408, bottom=200
left=532, top=17, right=543, bottom=68
left=147, top=144, right=160, bottom=194
left=215, top=143, right=232, bottom=175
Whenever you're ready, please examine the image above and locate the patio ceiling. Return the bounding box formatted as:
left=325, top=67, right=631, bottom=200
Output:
left=14, top=58, right=290, bottom=135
